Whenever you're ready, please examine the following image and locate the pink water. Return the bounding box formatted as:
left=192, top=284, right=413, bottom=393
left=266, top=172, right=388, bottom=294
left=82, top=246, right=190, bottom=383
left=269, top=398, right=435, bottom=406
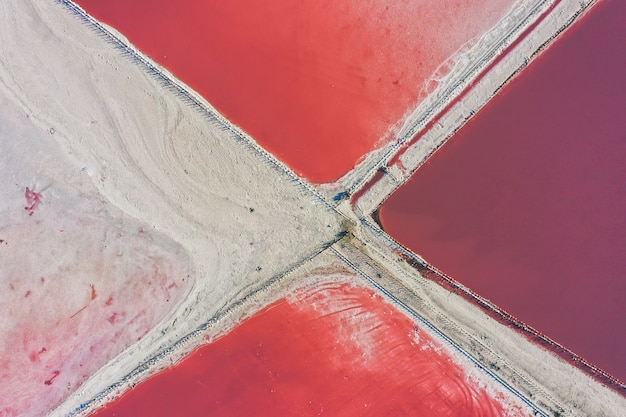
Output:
left=75, top=0, right=514, bottom=182
left=380, top=0, right=626, bottom=382
left=91, top=282, right=531, bottom=416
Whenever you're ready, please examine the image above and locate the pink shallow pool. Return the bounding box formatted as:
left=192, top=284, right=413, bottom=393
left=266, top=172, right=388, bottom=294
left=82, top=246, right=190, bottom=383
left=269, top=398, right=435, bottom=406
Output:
left=0, top=97, right=193, bottom=417
left=0, top=195, right=191, bottom=416
left=74, top=0, right=514, bottom=182
left=91, top=282, right=531, bottom=416
left=380, top=0, right=626, bottom=382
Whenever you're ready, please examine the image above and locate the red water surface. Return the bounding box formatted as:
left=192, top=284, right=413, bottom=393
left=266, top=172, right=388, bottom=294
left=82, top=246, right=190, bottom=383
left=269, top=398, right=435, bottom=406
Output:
left=74, top=0, right=513, bottom=182
left=91, top=283, right=530, bottom=416
left=380, top=0, right=626, bottom=381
